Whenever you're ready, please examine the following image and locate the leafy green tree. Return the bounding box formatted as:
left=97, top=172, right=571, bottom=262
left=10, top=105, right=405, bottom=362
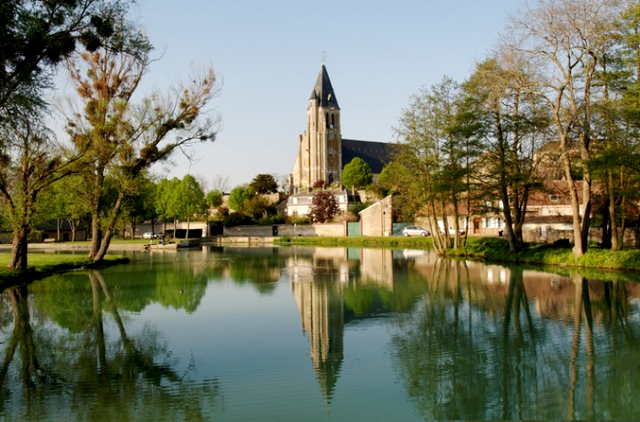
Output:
left=206, top=190, right=223, bottom=208
left=121, top=174, right=157, bottom=238
left=177, top=175, right=206, bottom=238
left=377, top=161, right=410, bottom=195
left=249, top=174, right=278, bottom=194
left=155, top=178, right=181, bottom=235
left=0, top=112, right=81, bottom=268
left=243, top=195, right=272, bottom=220
left=228, top=186, right=254, bottom=212
left=342, top=158, right=372, bottom=191
left=308, top=191, right=339, bottom=223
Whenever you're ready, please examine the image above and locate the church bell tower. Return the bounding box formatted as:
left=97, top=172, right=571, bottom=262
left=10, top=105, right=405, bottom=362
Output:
left=292, top=64, right=342, bottom=192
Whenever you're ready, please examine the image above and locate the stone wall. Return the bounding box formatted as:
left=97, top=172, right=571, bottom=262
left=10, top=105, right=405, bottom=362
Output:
left=223, top=223, right=346, bottom=238
left=524, top=225, right=640, bottom=248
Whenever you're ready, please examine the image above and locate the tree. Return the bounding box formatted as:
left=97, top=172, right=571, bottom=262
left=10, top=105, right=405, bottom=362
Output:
left=308, top=191, right=339, bottom=223
left=508, top=0, right=621, bottom=257
left=243, top=195, right=273, bottom=221
left=0, top=0, right=125, bottom=269
left=0, top=0, right=121, bottom=118
left=377, top=161, right=409, bottom=195
left=121, top=174, right=157, bottom=238
left=155, top=177, right=181, bottom=237
left=250, top=174, right=278, bottom=194
left=66, top=15, right=219, bottom=261
left=0, top=113, right=78, bottom=268
left=206, top=190, right=223, bottom=208
left=342, top=158, right=372, bottom=191
left=176, top=175, right=206, bottom=238
left=228, top=186, right=254, bottom=212
left=394, top=77, right=471, bottom=252
left=210, top=174, right=230, bottom=193
left=461, top=53, right=550, bottom=252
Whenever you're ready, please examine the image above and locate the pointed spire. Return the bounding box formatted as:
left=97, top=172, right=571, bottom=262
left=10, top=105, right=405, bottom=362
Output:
left=310, top=64, right=340, bottom=109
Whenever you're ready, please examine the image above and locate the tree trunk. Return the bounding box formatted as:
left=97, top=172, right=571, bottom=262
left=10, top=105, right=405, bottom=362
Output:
left=93, top=229, right=114, bottom=262
left=559, top=127, right=584, bottom=258
left=8, top=225, right=29, bottom=270
left=69, top=218, right=76, bottom=242
left=601, top=205, right=611, bottom=250
left=90, top=191, right=125, bottom=262
left=56, top=218, right=62, bottom=242
left=608, top=170, right=619, bottom=251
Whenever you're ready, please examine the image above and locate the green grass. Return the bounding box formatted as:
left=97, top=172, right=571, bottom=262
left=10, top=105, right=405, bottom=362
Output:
left=0, top=253, right=129, bottom=289
left=448, top=237, right=640, bottom=271
left=277, top=235, right=640, bottom=272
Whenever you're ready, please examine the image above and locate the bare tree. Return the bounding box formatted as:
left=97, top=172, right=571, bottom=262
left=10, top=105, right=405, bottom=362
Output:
left=66, top=19, right=219, bottom=261
left=210, top=174, right=230, bottom=193
left=508, top=0, right=621, bottom=257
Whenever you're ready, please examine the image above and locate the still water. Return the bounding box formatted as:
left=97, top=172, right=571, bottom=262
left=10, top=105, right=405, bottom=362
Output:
left=2, top=245, right=640, bottom=421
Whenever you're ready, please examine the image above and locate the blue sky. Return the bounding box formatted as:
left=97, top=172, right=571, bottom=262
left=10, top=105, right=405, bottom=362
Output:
left=135, top=0, right=518, bottom=190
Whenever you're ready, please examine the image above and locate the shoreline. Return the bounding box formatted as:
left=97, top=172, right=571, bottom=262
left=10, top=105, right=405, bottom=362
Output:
left=0, top=253, right=130, bottom=291
left=2, top=236, right=639, bottom=289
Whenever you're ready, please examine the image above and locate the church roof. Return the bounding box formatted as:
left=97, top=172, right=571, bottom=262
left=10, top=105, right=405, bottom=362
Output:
left=310, top=64, right=340, bottom=109
left=341, top=139, right=393, bottom=174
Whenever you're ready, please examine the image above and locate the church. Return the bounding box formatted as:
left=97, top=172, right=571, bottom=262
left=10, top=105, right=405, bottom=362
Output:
left=290, top=64, right=392, bottom=193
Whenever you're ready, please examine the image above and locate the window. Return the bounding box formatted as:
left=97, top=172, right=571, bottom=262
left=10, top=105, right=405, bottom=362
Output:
left=293, top=197, right=298, bottom=204
left=550, top=194, right=559, bottom=202
left=483, top=218, right=505, bottom=229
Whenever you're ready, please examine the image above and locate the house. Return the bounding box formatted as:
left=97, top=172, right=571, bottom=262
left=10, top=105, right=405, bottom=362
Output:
left=359, top=196, right=393, bottom=237
left=285, top=189, right=351, bottom=220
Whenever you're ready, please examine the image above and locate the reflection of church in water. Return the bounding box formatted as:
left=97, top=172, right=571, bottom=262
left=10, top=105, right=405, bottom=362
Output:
left=287, top=247, right=397, bottom=404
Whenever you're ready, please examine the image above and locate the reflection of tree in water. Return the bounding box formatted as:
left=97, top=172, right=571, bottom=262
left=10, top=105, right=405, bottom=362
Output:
left=0, top=272, right=220, bottom=421
left=392, top=259, right=640, bottom=420
left=228, top=250, right=285, bottom=294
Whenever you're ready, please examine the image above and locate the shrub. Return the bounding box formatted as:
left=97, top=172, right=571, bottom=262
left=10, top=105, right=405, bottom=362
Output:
left=286, top=216, right=310, bottom=225
left=348, top=201, right=371, bottom=216
left=222, top=212, right=254, bottom=227
left=312, top=180, right=326, bottom=189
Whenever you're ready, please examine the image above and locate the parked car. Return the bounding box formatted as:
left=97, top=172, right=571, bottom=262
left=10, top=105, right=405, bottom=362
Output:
left=143, top=232, right=162, bottom=239
left=402, top=225, right=431, bottom=237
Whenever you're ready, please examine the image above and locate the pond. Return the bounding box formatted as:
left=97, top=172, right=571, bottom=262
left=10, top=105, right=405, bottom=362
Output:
left=2, top=245, right=640, bottom=421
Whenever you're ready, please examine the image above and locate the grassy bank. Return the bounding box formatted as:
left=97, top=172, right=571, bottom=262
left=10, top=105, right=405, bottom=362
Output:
left=276, top=235, right=640, bottom=272
left=447, top=237, right=640, bottom=272
left=0, top=253, right=130, bottom=289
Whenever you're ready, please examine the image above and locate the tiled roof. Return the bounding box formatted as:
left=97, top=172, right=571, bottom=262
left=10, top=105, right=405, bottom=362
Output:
left=310, top=65, right=340, bottom=109
left=341, top=139, right=393, bottom=174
